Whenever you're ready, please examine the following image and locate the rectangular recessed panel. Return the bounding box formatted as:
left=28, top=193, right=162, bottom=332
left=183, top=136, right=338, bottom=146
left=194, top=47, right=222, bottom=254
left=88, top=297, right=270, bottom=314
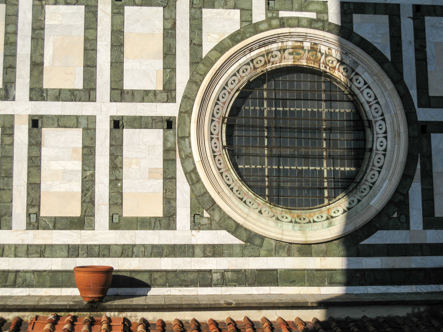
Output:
left=124, top=7, right=163, bottom=90
left=425, top=17, right=443, bottom=96
left=202, top=9, right=240, bottom=57
left=0, top=5, right=5, bottom=87
left=43, top=5, right=85, bottom=89
left=123, top=129, right=163, bottom=217
left=40, top=128, right=82, bottom=217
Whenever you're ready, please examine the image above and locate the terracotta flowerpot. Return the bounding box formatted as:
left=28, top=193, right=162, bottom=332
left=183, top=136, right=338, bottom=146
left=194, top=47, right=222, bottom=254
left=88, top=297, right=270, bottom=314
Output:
left=73, top=265, right=114, bottom=302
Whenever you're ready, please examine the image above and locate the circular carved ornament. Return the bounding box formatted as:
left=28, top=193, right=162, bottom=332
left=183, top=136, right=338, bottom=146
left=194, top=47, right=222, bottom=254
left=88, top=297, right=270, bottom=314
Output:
left=186, top=28, right=408, bottom=243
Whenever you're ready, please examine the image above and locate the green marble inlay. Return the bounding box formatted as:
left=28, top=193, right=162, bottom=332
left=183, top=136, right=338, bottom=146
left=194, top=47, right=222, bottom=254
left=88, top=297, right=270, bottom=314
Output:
left=0, top=0, right=18, bottom=101
left=26, top=116, right=96, bottom=230
left=29, top=0, right=98, bottom=102
left=266, top=0, right=328, bottom=20
left=110, top=0, right=176, bottom=103
left=0, top=115, right=14, bottom=229
left=109, top=116, right=176, bottom=230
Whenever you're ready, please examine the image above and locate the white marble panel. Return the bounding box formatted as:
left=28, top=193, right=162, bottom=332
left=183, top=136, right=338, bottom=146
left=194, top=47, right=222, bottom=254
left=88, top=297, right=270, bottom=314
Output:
left=202, top=9, right=240, bottom=57
left=432, top=134, right=443, bottom=216
left=123, top=129, right=163, bottom=217
left=16, top=0, right=33, bottom=101
left=328, top=0, right=341, bottom=25
left=12, top=115, right=28, bottom=230
left=40, top=129, right=82, bottom=217
left=124, top=7, right=163, bottom=90
left=426, top=17, right=443, bottom=96
left=401, top=5, right=417, bottom=107
left=252, top=0, right=266, bottom=23
left=43, top=5, right=85, bottom=89
left=279, top=11, right=316, bottom=18
left=409, top=155, right=423, bottom=230
left=353, top=14, right=390, bottom=60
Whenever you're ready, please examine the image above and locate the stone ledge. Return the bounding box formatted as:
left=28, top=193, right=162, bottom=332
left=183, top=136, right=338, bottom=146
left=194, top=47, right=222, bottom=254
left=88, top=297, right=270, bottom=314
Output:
left=0, top=293, right=442, bottom=312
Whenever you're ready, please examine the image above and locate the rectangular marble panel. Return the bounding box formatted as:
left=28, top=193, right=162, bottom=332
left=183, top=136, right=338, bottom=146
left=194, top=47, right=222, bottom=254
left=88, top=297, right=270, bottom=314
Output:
left=40, top=128, right=82, bottom=217
left=426, top=17, right=443, bottom=96
left=279, top=11, right=316, bottom=18
left=43, top=5, right=85, bottom=89
left=202, top=9, right=240, bottom=57
left=432, top=134, right=443, bottom=216
left=0, top=5, right=6, bottom=87
left=353, top=14, right=390, bottom=60
left=124, top=6, right=163, bottom=90
left=123, top=129, right=163, bottom=217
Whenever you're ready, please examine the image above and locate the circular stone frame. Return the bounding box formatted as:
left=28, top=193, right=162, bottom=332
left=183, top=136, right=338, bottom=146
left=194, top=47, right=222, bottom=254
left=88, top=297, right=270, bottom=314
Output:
left=179, top=25, right=411, bottom=244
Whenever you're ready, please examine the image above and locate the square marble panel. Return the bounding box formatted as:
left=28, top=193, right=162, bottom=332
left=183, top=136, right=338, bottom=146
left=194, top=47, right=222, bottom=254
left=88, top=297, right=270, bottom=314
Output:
left=353, top=14, right=390, bottom=60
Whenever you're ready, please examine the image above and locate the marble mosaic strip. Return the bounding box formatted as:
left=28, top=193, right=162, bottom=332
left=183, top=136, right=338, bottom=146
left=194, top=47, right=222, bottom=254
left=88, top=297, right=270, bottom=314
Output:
left=29, top=0, right=97, bottom=102
left=1, top=285, right=442, bottom=296
left=110, top=0, right=176, bottom=103
left=0, top=115, right=13, bottom=230
left=0, top=256, right=443, bottom=270
left=26, top=116, right=95, bottom=230
left=0, top=0, right=18, bottom=101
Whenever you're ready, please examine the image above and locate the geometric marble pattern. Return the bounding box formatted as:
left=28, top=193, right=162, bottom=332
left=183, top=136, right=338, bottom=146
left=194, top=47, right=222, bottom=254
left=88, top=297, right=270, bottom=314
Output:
left=43, top=5, right=85, bottom=89
left=353, top=14, right=390, bottom=60
left=40, top=128, right=82, bottom=217
left=124, top=6, right=163, bottom=90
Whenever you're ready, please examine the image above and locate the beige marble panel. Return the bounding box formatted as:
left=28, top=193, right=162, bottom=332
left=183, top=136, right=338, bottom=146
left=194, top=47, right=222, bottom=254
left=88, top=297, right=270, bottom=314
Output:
left=124, top=7, right=163, bottom=90
left=123, top=129, right=163, bottom=217
left=40, top=192, right=81, bottom=217
left=40, top=129, right=82, bottom=217
left=43, top=5, right=84, bottom=89
left=123, top=192, right=163, bottom=217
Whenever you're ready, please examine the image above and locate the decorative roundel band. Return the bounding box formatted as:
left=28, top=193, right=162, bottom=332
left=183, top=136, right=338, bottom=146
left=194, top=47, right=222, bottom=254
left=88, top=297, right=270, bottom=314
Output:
left=190, top=28, right=408, bottom=243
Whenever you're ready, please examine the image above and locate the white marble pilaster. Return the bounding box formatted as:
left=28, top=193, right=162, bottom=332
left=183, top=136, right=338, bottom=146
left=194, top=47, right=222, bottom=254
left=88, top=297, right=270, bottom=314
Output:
left=97, top=0, right=112, bottom=103
left=252, top=0, right=266, bottom=23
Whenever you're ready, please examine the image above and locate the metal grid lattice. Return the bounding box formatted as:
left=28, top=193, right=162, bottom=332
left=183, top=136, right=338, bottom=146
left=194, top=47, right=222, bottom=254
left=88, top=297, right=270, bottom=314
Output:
left=224, top=68, right=370, bottom=209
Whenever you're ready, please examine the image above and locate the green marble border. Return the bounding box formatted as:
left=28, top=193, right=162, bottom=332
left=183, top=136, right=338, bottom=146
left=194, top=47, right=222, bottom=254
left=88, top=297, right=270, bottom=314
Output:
left=0, top=1, right=18, bottom=101
left=178, top=18, right=420, bottom=253
left=413, top=5, right=443, bottom=108
left=29, top=0, right=98, bottom=102
left=0, top=268, right=441, bottom=288
left=341, top=2, right=403, bottom=75
left=26, top=116, right=96, bottom=230
left=190, top=0, right=252, bottom=74
left=110, top=0, right=176, bottom=103
left=1, top=243, right=442, bottom=258
left=0, top=115, right=14, bottom=229
left=266, top=0, right=328, bottom=20
left=420, top=122, right=443, bottom=229
left=109, top=116, right=176, bottom=230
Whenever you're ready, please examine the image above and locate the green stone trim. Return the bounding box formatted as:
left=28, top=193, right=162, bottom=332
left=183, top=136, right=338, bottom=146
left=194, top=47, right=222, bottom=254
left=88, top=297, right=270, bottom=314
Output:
left=1, top=243, right=443, bottom=258
left=0, top=268, right=442, bottom=288
left=0, top=115, right=14, bottom=229
left=413, top=5, right=443, bottom=108
left=190, top=0, right=252, bottom=74
left=29, top=0, right=98, bottom=102
left=266, top=0, right=328, bottom=21
left=178, top=18, right=419, bottom=252
left=110, top=0, right=176, bottom=103
left=26, top=116, right=96, bottom=230
left=109, top=116, right=176, bottom=230
left=341, top=2, right=403, bottom=75
left=0, top=1, right=18, bottom=101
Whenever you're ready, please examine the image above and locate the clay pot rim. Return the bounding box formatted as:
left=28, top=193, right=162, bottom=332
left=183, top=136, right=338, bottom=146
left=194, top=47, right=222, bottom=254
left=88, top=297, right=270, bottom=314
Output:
left=74, top=265, right=114, bottom=272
